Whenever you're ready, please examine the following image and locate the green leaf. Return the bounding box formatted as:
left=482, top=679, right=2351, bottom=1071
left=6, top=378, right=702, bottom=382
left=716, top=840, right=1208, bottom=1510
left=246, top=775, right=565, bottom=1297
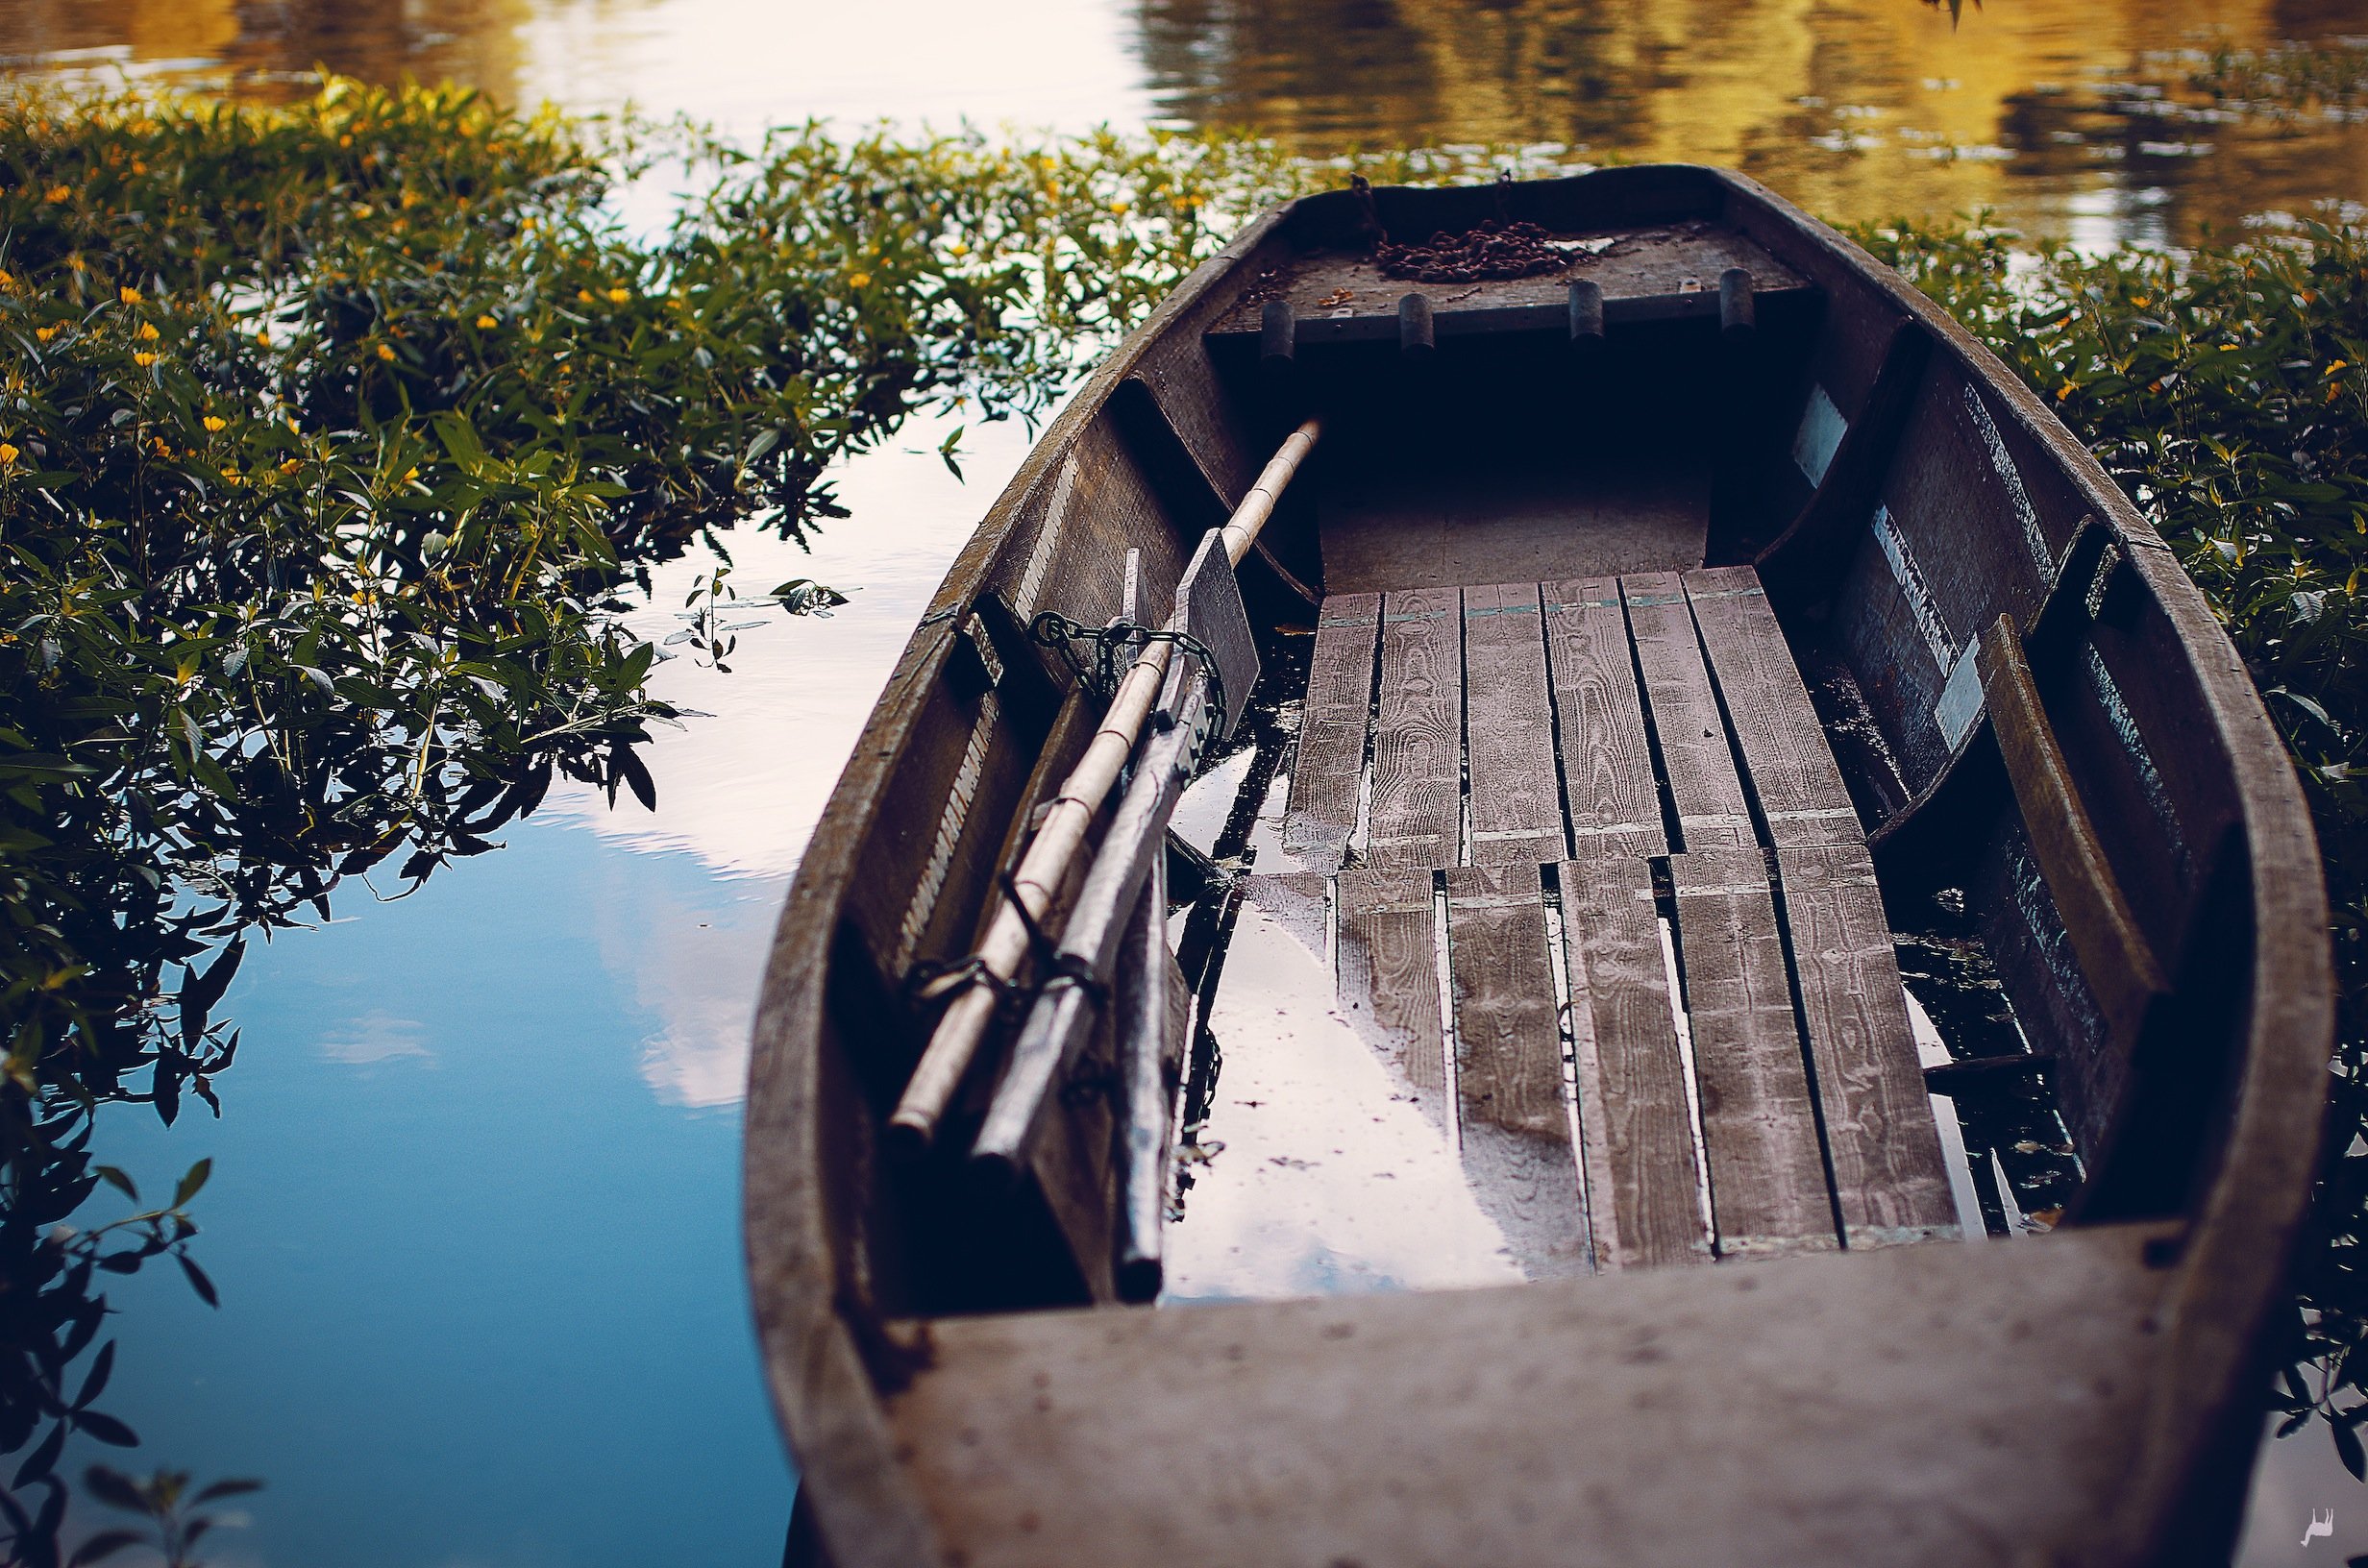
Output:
left=172, top=1159, right=211, bottom=1209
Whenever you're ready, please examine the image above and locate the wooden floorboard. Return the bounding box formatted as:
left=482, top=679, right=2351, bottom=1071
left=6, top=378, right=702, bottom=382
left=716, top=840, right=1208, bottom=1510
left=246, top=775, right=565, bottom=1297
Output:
left=1443, top=864, right=1589, bottom=1279
left=1542, top=576, right=1666, bottom=860
left=1623, top=571, right=1755, bottom=850
left=1336, top=869, right=1449, bottom=1131
left=1558, top=857, right=1710, bottom=1271
left=1367, top=588, right=1464, bottom=872
left=1668, top=845, right=1838, bottom=1255
left=1685, top=566, right=1863, bottom=848
left=1775, top=842, right=1961, bottom=1246
left=1285, top=593, right=1379, bottom=871
left=1461, top=584, right=1565, bottom=867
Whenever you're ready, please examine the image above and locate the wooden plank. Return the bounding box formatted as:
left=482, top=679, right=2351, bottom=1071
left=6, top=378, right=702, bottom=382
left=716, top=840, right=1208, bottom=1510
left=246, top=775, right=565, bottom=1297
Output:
left=1773, top=842, right=1960, bottom=1247
left=1684, top=566, right=1862, bottom=849
left=1284, top=593, right=1378, bottom=871
left=1461, top=583, right=1564, bottom=867
left=1623, top=572, right=1754, bottom=850
left=1559, top=858, right=1710, bottom=1270
left=1542, top=576, right=1665, bottom=859
left=1366, top=587, right=1464, bottom=871
left=1667, top=845, right=1837, bottom=1255
left=1443, top=865, right=1589, bottom=1279
left=1335, top=870, right=1449, bottom=1130
left=887, top=1222, right=2172, bottom=1568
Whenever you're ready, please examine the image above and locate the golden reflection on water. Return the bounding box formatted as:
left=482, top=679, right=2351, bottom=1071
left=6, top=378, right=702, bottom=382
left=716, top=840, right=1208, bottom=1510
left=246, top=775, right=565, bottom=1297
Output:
left=1, top=0, right=2363, bottom=237
left=1134, top=0, right=2368, bottom=237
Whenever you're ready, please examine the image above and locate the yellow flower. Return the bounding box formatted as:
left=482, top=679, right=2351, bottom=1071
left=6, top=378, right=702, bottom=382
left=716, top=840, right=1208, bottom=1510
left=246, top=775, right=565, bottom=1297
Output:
left=35, top=327, right=59, bottom=343
left=119, top=285, right=141, bottom=306
left=220, top=466, right=240, bottom=480
left=0, top=269, right=12, bottom=287
left=353, top=203, right=374, bottom=219
left=2056, top=382, right=2073, bottom=402
left=280, top=458, right=302, bottom=475
left=403, top=466, right=421, bottom=483
left=131, top=159, right=145, bottom=175
left=0, top=443, right=17, bottom=467
left=203, top=416, right=228, bottom=433
left=577, top=288, right=595, bottom=304
left=948, top=241, right=969, bottom=257
left=848, top=272, right=872, bottom=289
left=257, top=331, right=271, bottom=347
left=2328, top=360, right=2351, bottom=378
left=43, top=185, right=69, bottom=204
left=377, top=343, right=396, bottom=361
left=606, top=286, right=631, bottom=304
left=136, top=322, right=160, bottom=342
left=134, top=351, right=158, bottom=367
left=476, top=314, right=497, bottom=329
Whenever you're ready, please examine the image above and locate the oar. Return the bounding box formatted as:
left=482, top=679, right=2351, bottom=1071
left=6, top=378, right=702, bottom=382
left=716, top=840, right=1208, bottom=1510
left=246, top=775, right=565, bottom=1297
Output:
left=887, top=417, right=1321, bottom=1153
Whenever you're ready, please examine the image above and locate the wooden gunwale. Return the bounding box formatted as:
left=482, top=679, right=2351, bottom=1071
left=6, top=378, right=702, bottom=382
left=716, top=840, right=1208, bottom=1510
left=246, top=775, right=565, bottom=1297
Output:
left=746, top=165, right=2333, bottom=1568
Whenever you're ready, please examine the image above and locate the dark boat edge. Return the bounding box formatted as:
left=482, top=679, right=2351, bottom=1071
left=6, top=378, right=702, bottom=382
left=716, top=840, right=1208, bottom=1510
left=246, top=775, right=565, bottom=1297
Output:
left=742, top=164, right=2334, bottom=1568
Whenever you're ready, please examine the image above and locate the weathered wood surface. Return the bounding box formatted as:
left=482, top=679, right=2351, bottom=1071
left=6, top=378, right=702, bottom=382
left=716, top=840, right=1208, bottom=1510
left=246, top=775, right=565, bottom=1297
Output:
left=1559, top=857, right=1709, bottom=1270
left=1286, top=593, right=1379, bottom=871
left=1686, top=566, right=1863, bottom=848
left=1668, top=845, right=1836, bottom=1255
left=1461, top=583, right=1566, bottom=867
left=1774, top=842, right=1959, bottom=1246
left=1543, top=577, right=1666, bottom=859
left=1366, top=588, right=1464, bottom=871
left=885, top=1222, right=2174, bottom=1568
left=1334, top=870, right=1449, bottom=1128
left=1320, top=452, right=1710, bottom=594
left=1625, top=572, right=1755, bottom=851
left=1443, top=864, right=1589, bottom=1279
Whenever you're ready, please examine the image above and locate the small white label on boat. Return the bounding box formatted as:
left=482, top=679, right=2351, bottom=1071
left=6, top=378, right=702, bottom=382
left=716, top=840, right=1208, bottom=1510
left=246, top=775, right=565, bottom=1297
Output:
left=1935, top=639, right=1985, bottom=750
left=1792, top=382, right=1847, bottom=488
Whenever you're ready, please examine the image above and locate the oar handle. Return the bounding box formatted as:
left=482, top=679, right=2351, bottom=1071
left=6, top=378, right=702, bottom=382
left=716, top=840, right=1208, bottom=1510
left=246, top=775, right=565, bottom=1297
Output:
left=885, top=417, right=1320, bottom=1154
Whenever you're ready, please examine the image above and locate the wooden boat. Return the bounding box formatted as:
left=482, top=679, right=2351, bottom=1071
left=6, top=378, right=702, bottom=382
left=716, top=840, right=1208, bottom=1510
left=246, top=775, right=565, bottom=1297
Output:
left=745, top=165, right=2332, bottom=1567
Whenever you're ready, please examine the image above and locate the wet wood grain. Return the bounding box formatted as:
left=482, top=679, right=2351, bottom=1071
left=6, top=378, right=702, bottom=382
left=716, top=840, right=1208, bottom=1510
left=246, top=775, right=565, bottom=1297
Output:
left=1443, top=864, right=1589, bottom=1279
left=1668, top=845, right=1837, bottom=1255
left=1684, top=566, right=1862, bottom=849
left=1462, top=583, right=1564, bottom=867
left=1775, top=842, right=1960, bottom=1246
left=1624, top=572, right=1753, bottom=850
left=1284, top=594, right=1379, bottom=871
left=1542, top=576, right=1665, bottom=859
left=1560, top=857, right=1710, bottom=1270
left=1367, top=588, right=1464, bottom=871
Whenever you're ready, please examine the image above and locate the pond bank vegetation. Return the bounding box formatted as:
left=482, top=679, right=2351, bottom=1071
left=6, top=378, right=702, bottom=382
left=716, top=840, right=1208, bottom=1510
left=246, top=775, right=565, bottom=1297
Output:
left=1, top=73, right=2364, bottom=1555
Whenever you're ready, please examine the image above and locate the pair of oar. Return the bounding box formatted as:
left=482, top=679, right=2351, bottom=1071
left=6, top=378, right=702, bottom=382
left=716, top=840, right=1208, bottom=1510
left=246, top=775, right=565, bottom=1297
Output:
left=886, top=419, right=1323, bottom=1221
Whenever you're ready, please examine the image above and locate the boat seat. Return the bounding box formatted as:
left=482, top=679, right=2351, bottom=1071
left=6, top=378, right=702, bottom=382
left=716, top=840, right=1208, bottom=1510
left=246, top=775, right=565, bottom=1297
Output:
left=1263, top=565, right=1958, bottom=1271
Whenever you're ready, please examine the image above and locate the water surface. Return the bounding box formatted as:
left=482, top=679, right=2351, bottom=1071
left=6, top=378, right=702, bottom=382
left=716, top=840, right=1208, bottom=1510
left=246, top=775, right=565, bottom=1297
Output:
left=5, top=3, right=2364, bottom=1562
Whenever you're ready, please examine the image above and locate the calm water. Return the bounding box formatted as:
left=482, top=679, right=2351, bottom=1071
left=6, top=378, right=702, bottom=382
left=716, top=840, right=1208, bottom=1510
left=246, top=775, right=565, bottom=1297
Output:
left=5, top=2, right=2366, bottom=1563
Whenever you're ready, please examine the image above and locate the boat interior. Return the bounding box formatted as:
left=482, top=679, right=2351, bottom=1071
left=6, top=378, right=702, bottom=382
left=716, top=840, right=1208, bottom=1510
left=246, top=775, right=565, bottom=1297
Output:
left=767, top=171, right=2321, bottom=1567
